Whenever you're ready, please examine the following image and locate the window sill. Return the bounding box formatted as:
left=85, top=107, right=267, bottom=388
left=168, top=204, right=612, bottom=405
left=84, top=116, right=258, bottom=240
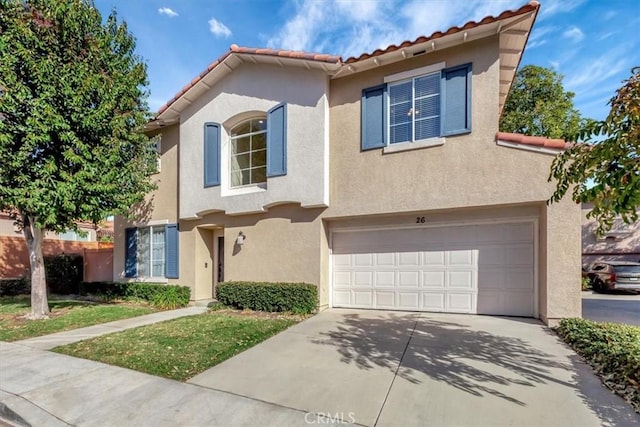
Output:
left=125, top=277, right=169, bottom=283
left=223, top=183, right=267, bottom=197
left=383, top=138, right=444, bottom=154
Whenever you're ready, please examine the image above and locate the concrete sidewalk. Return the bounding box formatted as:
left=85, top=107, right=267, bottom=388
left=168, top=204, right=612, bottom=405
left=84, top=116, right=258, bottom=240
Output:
left=14, top=306, right=209, bottom=350
left=0, top=341, right=318, bottom=426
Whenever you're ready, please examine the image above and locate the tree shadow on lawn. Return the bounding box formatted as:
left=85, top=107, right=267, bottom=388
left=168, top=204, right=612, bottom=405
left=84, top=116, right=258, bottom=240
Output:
left=312, top=312, right=639, bottom=424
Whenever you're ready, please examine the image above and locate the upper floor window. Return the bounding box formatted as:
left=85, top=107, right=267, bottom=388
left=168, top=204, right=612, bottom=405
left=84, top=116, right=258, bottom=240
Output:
left=229, top=118, right=267, bottom=188
left=203, top=103, right=287, bottom=189
left=389, top=73, right=441, bottom=144
left=361, top=63, right=472, bottom=151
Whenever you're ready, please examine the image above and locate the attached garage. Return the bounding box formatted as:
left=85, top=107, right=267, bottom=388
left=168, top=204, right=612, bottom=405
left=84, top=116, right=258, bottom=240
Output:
left=331, top=221, right=536, bottom=317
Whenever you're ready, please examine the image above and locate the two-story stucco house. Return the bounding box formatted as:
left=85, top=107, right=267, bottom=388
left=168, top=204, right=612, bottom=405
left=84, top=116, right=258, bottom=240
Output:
left=114, top=1, right=582, bottom=325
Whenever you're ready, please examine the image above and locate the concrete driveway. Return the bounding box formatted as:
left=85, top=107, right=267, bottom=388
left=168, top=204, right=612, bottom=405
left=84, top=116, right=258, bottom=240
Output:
left=190, top=309, right=639, bottom=427
left=582, top=291, right=640, bottom=326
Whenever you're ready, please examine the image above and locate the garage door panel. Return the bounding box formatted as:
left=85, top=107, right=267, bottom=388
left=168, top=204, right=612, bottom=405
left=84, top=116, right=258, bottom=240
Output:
left=398, top=292, right=420, bottom=309
left=504, top=222, right=534, bottom=242
left=506, top=244, right=534, bottom=265
left=332, top=221, right=535, bottom=317
left=398, top=271, right=420, bottom=287
left=375, top=291, right=395, bottom=308
left=354, top=271, right=373, bottom=286
left=505, top=270, right=534, bottom=290
left=334, top=253, right=351, bottom=266
left=477, top=245, right=505, bottom=266
left=376, top=253, right=395, bottom=266
left=448, top=250, right=474, bottom=266
left=399, top=252, right=420, bottom=266
left=447, top=293, right=474, bottom=312
left=424, top=251, right=445, bottom=266
left=423, top=293, right=445, bottom=311
left=353, top=291, right=373, bottom=306
left=448, top=271, right=474, bottom=289
left=478, top=268, right=506, bottom=290
left=333, top=290, right=351, bottom=306
left=505, top=293, right=534, bottom=316
left=423, top=271, right=445, bottom=288
left=375, top=271, right=395, bottom=287
left=334, top=271, right=351, bottom=287
left=354, top=253, right=374, bottom=266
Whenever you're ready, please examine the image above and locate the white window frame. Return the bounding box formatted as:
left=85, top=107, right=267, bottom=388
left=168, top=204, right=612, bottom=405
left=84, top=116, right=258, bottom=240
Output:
left=228, top=117, right=268, bottom=189
left=384, top=62, right=446, bottom=153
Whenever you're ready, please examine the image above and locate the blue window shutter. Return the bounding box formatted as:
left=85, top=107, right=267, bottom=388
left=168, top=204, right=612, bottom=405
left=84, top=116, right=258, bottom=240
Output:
left=165, top=224, right=179, bottom=279
left=125, top=228, right=137, bottom=278
left=204, top=122, right=221, bottom=187
left=442, top=63, right=472, bottom=136
left=267, top=103, right=287, bottom=177
left=361, top=84, right=387, bottom=150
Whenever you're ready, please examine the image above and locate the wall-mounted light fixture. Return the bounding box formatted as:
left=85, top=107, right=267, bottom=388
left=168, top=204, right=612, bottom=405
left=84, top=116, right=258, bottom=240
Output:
left=236, top=231, right=246, bottom=246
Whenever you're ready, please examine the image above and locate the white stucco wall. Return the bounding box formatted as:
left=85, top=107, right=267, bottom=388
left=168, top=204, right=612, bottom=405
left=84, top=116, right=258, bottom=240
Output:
left=179, top=63, right=330, bottom=219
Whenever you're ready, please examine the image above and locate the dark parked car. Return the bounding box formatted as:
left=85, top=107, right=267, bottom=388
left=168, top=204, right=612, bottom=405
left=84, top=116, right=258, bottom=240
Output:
left=586, top=261, right=640, bottom=292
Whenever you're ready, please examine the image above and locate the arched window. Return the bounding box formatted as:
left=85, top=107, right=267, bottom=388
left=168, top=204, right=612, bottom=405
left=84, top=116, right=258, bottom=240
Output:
left=229, top=117, right=267, bottom=187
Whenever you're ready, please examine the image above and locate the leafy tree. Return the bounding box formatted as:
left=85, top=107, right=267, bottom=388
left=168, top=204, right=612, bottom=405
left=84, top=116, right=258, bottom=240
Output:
left=500, top=65, right=589, bottom=139
left=0, top=0, right=157, bottom=318
left=549, top=67, right=640, bottom=234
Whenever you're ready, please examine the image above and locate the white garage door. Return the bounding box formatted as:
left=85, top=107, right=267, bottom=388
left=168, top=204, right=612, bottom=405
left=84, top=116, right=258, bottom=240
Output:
left=331, top=222, right=535, bottom=316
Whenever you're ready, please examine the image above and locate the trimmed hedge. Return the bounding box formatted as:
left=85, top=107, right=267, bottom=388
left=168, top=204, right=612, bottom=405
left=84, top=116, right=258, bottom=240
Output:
left=0, top=277, right=30, bottom=296
left=216, top=281, right=317, bottom=314
left=45, top=254, right=83, bottom=295
left=79, top=281, right=191, bottom=309
left=557, top=318, right=640, bottom=412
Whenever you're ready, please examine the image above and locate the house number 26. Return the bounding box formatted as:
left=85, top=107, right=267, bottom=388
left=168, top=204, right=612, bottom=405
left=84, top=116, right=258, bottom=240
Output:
left=416, top=216, right=426, bottom=223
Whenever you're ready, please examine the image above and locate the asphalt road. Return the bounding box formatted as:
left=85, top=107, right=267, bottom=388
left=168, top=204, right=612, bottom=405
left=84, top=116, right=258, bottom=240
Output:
left=582, top=291, right=640, bottom=326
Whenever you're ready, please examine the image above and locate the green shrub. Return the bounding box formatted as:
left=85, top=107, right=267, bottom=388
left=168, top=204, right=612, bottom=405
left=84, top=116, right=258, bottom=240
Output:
left=44, top=254, right=83, bottom=294
left=0, top=277, right=30, bottom=296
left=557, top=318, right=640, bottom=412
left=581, top=277, right=591, bottom=291
left=79, top=281, right=191, bottom=309
left=216, top=281, right=317, bottom=314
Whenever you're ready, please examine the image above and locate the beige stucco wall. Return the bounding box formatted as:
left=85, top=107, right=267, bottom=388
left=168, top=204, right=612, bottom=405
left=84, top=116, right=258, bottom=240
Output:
left=179, top=205, right=326, bottom=304
left=113, top=124, right=179, bottom=282
left=326, top=35, right=581, bottom=321
left=541, top=197, right=582, bottom=325
left=179, top=63, right=330, bottom=218
left=328, top=36, right=561, bottom=217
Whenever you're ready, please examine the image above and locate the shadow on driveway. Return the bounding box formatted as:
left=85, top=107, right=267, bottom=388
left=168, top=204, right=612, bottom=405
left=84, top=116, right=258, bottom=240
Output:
left=312, top=312, right=639, bottom=426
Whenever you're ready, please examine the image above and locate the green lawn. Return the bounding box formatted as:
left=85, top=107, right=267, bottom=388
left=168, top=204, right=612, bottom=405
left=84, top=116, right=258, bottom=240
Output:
left=54, top=310, right=302, bottom=381
left=0, top=296, right=156, bottom=342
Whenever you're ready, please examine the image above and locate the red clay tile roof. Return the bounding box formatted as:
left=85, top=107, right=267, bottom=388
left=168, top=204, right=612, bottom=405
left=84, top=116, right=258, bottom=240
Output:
left=496, top=132, right=571, bottom=150
left=345, top=1, right=540, bottom=63
left=156, top=45, right=341, bottom=116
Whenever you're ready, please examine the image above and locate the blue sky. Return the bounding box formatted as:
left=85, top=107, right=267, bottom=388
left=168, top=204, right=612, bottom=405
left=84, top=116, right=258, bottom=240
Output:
left=94, top=0, right=639, bottom=122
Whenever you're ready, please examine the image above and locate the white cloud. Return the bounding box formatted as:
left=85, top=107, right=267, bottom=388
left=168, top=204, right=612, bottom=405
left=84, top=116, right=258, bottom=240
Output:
left=599, top=31, right=615, bottom=41
left=158, top=7, right=178, bottom=18
left=209, top=17, right=232, bottom=38
left=539, top=0, right=585, bottom=19
left=266, top=0, right=522, bottom=58
left=525, top=25, right=554, bottom=49
left=563, top=26, right=585, bottom=42
left=549, top=60, right=560, bottom=70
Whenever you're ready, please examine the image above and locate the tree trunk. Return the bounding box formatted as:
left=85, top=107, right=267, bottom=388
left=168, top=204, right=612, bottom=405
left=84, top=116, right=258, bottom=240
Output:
left=23, top=214, right=49, bottom=319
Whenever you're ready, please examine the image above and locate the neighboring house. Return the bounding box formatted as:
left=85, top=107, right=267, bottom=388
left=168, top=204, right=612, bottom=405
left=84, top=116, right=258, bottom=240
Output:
left=582, top=203, right=640, bottom=266
left=115, top=1, right=582, bottom=325
left=0, top=213, right=113, bottom=281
